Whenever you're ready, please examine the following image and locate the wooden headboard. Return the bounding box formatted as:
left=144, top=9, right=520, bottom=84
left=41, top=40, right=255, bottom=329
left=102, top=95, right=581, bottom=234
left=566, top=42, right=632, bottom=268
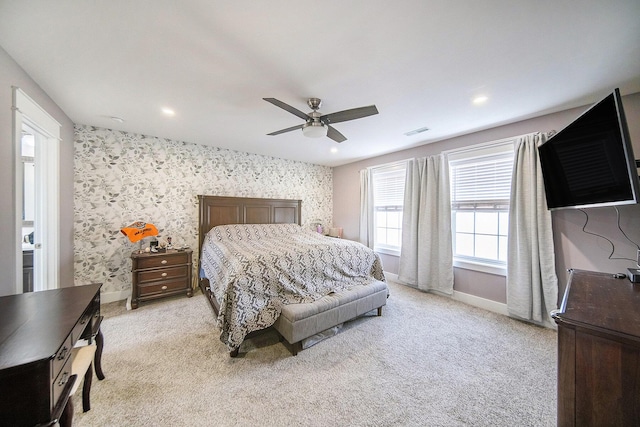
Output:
left=197, top=195, right=302, bottom=255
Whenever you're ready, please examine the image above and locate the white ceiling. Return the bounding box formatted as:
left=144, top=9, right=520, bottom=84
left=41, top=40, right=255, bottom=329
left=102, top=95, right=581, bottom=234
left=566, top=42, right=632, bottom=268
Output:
left=1, top=1, right=639, bottom=167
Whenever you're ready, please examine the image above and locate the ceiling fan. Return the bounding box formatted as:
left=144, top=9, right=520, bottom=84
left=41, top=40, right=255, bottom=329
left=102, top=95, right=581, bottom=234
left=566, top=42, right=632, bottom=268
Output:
left=263, top=97, right=379, bottom=143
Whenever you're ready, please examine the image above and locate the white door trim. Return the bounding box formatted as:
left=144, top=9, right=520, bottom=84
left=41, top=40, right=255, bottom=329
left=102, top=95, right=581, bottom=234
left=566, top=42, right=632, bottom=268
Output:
left=13, top=87, right=61, bottom=293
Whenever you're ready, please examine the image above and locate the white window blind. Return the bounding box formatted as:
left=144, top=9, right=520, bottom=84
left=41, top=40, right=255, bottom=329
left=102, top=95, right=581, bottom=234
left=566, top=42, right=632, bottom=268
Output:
left=371, top=161, right=407, bottom=254
left=372, top=165, right=406, bottom=207
left=448, top=140, right=515, bottom=271
left=450, top=148, right=514, bottom=209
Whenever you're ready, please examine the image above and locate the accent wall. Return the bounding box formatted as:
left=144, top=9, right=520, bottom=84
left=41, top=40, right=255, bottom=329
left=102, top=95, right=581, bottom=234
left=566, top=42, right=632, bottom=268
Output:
left=74, top=125, right=332, bottom=300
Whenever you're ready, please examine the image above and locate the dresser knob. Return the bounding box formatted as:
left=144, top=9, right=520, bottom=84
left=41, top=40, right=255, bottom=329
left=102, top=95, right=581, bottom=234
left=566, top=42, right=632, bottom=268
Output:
left=161, top=285, right=168, bottom=290
left=161, top=272, right=168, bottom=277
left=161, top=260, right=168, bottom=264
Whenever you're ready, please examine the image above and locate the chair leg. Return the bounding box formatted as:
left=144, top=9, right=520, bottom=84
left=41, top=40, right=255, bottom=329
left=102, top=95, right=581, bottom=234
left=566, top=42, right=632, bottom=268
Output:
left=59, top=397, right=73, bottom=427
left=82, top=362, right=93, bottom=412
left=94, top=329, right=105, bottom=380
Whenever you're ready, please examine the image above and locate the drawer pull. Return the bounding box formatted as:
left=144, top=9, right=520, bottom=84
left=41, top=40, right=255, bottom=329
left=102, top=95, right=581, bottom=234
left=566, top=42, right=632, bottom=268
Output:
left=161, top=285, right=168, bottom=290
left=57, top=346, right=68, bottom=360
left=161, top=272, right=168, bottom=277
left=58, top=371, right=69, bottom=386
left=161, top=260, right=168, bottom=265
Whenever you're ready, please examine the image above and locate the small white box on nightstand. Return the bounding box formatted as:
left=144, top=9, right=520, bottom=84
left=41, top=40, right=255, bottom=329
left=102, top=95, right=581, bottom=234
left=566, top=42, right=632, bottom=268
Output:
left=627, top=267, right=640, bottom=283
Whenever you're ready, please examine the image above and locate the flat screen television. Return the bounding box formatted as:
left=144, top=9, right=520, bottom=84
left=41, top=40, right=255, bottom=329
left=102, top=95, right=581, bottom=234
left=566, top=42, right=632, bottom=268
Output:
left=538, top=88, right=640, bottom=210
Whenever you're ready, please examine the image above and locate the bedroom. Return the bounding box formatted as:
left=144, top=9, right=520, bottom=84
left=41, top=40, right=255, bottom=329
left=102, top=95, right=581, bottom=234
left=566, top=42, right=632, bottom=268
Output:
left=0, top=1, right=639, bottom=426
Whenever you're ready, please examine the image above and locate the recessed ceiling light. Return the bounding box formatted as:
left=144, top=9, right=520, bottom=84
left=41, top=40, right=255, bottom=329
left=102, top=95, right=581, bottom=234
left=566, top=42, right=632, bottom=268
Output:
left=161, top=107, right=176, bottom=116
left=330, top=147, right=338, bottom=154
left=472, top=95, right=488, bottom=105
left=404, top=126, right=430, bottom=136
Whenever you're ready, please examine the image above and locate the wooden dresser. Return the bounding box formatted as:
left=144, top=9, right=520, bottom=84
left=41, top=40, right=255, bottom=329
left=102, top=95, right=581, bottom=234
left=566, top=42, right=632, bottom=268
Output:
left=131, top=249, right=193, bottom=309
left=552, top=269, right=640, bottom=426
left=0, top=283, right=102, bottom=426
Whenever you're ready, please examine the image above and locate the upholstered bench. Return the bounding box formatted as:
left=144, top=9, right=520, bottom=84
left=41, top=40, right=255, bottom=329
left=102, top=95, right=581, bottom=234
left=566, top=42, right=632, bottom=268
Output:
left=273, top=280, right=389, bottom=355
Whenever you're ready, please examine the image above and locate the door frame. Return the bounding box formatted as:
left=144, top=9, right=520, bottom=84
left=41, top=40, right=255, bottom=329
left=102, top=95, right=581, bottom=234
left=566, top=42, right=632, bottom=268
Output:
left=13, top=87, right=61, bottom=293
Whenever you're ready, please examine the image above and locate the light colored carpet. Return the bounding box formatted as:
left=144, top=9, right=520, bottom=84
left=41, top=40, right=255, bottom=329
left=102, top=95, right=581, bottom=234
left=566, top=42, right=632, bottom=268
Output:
left=72, top=281, right=557, bottom=426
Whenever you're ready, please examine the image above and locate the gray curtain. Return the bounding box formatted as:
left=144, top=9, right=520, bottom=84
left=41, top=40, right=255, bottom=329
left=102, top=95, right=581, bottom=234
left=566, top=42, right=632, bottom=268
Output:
left=507, top=133, right=558, bottom=324
left=398, top=155, right=453, bottom=294
left=359, top=169, right=374, bottom=249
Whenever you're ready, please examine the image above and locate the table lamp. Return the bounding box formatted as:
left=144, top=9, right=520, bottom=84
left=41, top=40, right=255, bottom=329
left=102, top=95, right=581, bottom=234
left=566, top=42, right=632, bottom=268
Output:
left=120, top=221, right=158, bottom=253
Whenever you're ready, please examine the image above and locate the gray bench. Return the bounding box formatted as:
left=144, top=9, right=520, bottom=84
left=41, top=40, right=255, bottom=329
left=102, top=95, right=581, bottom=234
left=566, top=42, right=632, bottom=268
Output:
left=273, top=280, right=389, bottom=355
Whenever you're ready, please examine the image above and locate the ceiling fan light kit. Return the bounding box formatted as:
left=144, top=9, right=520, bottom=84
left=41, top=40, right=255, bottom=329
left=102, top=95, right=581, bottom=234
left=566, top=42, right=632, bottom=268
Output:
left=264, top=97, right=378, bottom=143
left=302, top=122, right=328, bottom=138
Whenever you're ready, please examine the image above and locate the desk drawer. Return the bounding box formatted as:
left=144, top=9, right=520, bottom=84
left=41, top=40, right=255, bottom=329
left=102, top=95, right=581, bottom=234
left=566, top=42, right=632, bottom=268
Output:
left=137, top=265, right=188, bottom=283
left=72, top=310, right=93, bottom=342
left=136, top=253, right=189, bottom=269
left=139, top=278, right=189, bottom=297
left=52, top=356, right=72, bottom=412
left=52, top=334, right=72, bottom=380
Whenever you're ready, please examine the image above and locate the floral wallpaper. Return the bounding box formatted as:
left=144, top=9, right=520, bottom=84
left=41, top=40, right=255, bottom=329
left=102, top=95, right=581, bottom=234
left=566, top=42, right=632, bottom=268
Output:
left=74, top=125, right=332, bottom=296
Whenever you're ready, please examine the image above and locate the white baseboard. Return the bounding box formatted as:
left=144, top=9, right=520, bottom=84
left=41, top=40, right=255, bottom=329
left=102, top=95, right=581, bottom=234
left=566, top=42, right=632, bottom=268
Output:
left=451, top=290, right=509, bottom=316
left=384, top=272, right=508, bottom=316
left=101, top=289, right=130, bottom=304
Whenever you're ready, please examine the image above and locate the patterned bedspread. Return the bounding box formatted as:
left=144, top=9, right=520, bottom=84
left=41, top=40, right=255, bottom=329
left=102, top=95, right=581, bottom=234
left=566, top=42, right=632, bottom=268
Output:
left=200, top=223, right=385, bottom=350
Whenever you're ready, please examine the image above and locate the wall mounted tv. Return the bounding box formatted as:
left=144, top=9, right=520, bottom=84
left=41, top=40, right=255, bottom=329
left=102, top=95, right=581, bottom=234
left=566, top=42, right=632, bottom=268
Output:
left=538, top=88, right=640, bottom=210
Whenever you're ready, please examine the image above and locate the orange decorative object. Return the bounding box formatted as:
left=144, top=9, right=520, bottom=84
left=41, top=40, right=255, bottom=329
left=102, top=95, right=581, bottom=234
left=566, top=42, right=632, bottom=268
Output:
left=120, top=221, right=158, bottom=243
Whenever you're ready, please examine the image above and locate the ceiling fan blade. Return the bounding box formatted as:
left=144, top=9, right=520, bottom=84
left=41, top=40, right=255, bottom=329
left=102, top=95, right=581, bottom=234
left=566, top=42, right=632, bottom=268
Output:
left=267, top=124, right=304, bottom=136
left=320, top=105, right=378, bottom=124
left=263, top=98, right=309, bottom=121
left=327, top=125, right=347, bottom=143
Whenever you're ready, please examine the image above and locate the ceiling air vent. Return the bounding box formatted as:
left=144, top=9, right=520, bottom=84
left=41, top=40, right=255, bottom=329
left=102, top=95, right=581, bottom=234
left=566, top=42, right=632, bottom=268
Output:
left=404, top=126, right=430, bottom=136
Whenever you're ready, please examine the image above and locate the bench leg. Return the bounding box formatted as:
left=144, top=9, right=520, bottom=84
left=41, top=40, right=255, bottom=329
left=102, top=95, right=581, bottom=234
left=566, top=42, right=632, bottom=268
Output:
left=230, top=348, right=239, bottom=358
left=291, top=341, right=302, bottom=356
left=377, top=306, right=382, bottom=316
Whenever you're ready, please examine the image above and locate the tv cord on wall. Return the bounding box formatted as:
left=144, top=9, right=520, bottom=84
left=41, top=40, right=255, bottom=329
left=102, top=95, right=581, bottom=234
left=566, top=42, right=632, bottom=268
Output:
left=578, top=208, right=639, bottom=263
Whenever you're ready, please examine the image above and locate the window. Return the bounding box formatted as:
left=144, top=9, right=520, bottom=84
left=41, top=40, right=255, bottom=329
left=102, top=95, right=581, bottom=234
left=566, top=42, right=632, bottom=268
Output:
left=448, top=141, right=515, bottom=273
left=371, top=162, right=406, bottom=254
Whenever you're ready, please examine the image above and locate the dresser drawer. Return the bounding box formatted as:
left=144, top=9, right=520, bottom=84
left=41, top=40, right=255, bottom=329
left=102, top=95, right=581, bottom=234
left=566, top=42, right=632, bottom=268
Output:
left=137, top=265, right=189, bottom=283
left=51, top=356, right=72, bottom=412
left=52, top=334, right=72, bottom=380
left=136, top=253, right=189, bottom=269
left=138, top=278, right=189, bottom=297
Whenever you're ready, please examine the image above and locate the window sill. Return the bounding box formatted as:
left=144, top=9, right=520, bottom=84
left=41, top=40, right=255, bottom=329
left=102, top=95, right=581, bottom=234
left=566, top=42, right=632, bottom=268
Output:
left=453, top=259, right=506, bottom=276
left=374, top=247, right=400, bottom=257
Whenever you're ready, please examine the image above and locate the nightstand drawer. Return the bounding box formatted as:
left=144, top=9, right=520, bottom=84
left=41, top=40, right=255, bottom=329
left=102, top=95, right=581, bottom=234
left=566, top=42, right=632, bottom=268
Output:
left=136, top=253, right=189, bottom=269
left=138, top=278, right=188, bottom=297
left=137, top=265, right=189, bottom=283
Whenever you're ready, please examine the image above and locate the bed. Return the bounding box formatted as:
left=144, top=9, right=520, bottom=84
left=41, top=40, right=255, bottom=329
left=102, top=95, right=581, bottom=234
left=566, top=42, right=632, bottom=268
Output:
left=197, top=195, right=388, bottom=356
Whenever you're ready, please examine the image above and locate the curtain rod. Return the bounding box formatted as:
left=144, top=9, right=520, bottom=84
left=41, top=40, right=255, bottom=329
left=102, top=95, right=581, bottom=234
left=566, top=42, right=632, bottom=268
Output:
left=361, top=158, right=412, bottom=173
left=360, top=130, right=558, bottom=173
left=441, top=133, right=533, bottom=156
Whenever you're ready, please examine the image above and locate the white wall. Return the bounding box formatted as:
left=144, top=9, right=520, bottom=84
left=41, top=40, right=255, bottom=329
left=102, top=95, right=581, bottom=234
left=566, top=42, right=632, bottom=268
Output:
left=333, top=92, right=640, bottom=302
left=0, top=45, right=75, bottom=296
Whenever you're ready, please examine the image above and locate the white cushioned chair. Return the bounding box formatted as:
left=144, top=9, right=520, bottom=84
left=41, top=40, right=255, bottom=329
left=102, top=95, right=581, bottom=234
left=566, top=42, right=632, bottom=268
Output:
left=59, top=344, right=97, bottom=427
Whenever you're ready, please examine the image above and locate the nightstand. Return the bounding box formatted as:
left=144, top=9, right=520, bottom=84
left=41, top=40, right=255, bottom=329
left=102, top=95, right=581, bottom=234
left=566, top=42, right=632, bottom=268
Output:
left=130, top=249, right=193, bottom=309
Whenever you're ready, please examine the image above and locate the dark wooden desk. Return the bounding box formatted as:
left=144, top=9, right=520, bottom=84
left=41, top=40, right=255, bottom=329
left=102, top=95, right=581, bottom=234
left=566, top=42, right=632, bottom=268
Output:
left=552, top=270, right=640, bottom=426
left=0, top=284, right=103, bottom=426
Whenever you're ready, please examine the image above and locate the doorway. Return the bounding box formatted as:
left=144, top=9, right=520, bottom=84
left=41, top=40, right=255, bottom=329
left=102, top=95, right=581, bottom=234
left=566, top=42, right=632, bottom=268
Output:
left=13, top=87, right=60, bottom=293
